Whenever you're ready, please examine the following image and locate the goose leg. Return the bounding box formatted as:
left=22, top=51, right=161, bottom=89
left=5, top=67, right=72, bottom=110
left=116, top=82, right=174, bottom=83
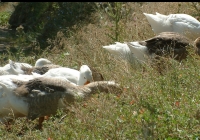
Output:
left=37, top=116, right=45, bottom=130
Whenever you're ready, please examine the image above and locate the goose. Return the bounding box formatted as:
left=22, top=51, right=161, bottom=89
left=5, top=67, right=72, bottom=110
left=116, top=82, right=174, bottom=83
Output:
left=127, top=32, right=190, bottom=62
left=18, top=61, right=104, bottom=82
left=143, top=12, right=200, bottom=40
left=0, top=58, right=53, bottom=76
left=23, top=58, right=56, bottom=74
left=21, top=64, right=61, bottom=75
left=102, top=42, right=136, bottom=63
left=21, top=64, right=104, bottom=82
left=0, top=76, right=121, bottom=130
left=0, top=59, right=33, bottom=75
left=34, top=58, right=52, bottom=67
left=0, top=74, right=75, bottom=130
left=0, top=74, right=42, bottom=125
left=38, top=65, right=94, bottom=85
left=30, top=66, right=104, bottom=82
left=103, top=32, right=190, bottom=63
left=1, top=58, right=58, bottom=76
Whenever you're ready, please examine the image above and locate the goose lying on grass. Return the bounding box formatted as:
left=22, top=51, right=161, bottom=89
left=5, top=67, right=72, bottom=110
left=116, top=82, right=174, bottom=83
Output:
left=0, top=76, right=121, bottom=130
left=24, top=58, right=58, bottom=74
left=21, top=64, right=61, bottom=75
left=143, top=12, right=200, bottom=39
left=30, top=65, right=104, bottom=127
left=103, top=32, right=191, bottom=63
left=102, top=42, right=136, bottom=63
left=34, top=65, right=94, bottom=86
left=0, top=58, right=54, bottom=76
left=8, top=59, right=104, bottom=83
left=34, top=58, right=52, bottom=67
left=5, top=58, right=60, bottom=75
left=0, top=74, right=40, bottom=128
left=22, top=63, right=104, bottom=82
left=127, top=32, right=190, bottom=62
left=0, top=60, right=33, bottom=75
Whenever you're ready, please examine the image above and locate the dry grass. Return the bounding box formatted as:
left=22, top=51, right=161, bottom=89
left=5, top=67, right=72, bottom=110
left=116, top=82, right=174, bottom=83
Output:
left=0, top=2, right=18, bottom=13
left=1, top=2, right=200, bottom=139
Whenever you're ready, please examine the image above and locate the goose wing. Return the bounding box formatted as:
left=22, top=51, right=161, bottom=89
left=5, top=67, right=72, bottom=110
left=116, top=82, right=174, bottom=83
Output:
left=143, top=32, right=190, bottom=60
left=144, top=32, right=189, bottom=51
left=13, top=77, right=73, bottom=120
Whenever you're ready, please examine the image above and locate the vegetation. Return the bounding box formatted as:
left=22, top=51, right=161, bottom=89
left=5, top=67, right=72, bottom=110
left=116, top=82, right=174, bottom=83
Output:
left=0, top=11, right=11, bottom=27
left=0, top=2, right=200, bottom=139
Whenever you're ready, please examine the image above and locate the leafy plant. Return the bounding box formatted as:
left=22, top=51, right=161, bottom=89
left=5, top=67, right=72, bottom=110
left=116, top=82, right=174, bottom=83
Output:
left=0, top=11, right=11, bottom=26
left=95, top=2, right=131, bottom=42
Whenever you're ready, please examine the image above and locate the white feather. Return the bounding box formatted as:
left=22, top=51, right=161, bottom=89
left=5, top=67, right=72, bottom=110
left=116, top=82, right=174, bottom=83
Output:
left=144, top=12, right=200, bottom=40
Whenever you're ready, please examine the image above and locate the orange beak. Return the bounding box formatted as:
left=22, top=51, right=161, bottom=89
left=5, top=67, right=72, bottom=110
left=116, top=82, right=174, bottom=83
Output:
left=84, top=80, right=90, bottom=85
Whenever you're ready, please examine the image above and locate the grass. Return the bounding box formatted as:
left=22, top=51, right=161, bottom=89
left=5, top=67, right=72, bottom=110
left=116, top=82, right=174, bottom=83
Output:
left=1, top=2, right=200, bottom=139
left=0, top=2, right=17, bottom=27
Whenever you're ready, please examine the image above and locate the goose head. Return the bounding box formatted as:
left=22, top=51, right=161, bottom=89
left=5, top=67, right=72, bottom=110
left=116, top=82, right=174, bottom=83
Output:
left=35, top=58, right=52, bottom=67
left=194, top=37, right=200, bottom=55
left=77, top=65, right=93, bottom=85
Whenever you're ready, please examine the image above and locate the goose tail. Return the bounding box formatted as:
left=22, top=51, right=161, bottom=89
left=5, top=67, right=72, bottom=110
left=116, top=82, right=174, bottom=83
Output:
left=9, top=60, right=23, bottom=75
left=143, top=12, right=167, bottom=34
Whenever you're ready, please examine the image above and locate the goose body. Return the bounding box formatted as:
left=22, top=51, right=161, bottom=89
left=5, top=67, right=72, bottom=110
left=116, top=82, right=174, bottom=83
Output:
left=41, top=65, right=93, bottom=85
left=0, top=76, right=121, bottom=129
left=102, top=42, right=147, bottom=63
left=128, top=32, right=190, bottom=61
left=30, top=65, right=104, bottom=82
left=20, top=62, right=104, bottom=83
left=21, top=64, right=61, bottom=75
left=102, top=42, right=133, bottom=60
left=34, top=58, right=52, bottom=67
left=0, top=74, right=40, bottom=123
left=0, top=58, right=56, bottom=76
left=0, top=60, right=33, bottom=75
left=103, top=32, right=190, bottom=63
left=144, top=12, right=200, bottom=39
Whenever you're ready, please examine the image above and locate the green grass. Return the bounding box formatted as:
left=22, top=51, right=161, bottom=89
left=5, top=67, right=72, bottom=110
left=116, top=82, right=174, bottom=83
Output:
left=1, top=2, right=200, bottom=139
left=0, top=11, right=11, bottom=27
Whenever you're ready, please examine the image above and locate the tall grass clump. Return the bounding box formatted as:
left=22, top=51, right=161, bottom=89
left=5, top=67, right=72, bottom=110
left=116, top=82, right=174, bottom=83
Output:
left=0, top=11, right=11, bottom=27
left=95, top=2, right=131, bottom=42
left=190, top=2, right=200, bottom=17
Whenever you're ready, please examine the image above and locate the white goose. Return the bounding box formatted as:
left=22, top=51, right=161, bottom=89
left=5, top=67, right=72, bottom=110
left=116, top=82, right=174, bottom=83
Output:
left=143, top=12, right=200, bottom=40
left=2, top=59, right=104, bottom=85
left=38, top=65, right=94, bottom=85
left=0, top=59, right=33, bottom=75
left=102, top=42, right=140, bottom=63
left=34, top=58, right=52, bottom=67
left=0, top=58, right=54, bottom=76
left=0, top=74, right=42, bottom=124
left=103, top=32, right=190, bottom=63
left=0, top=76, right=121, bottom=130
